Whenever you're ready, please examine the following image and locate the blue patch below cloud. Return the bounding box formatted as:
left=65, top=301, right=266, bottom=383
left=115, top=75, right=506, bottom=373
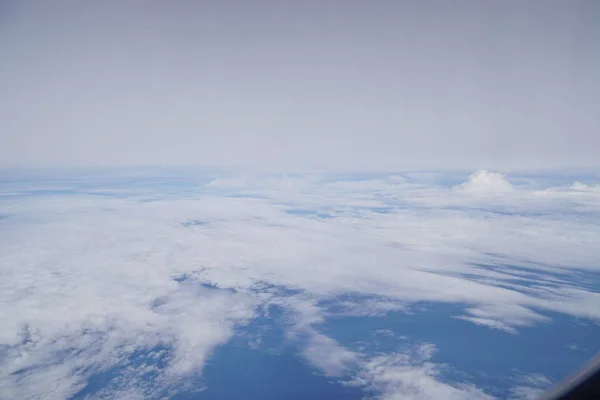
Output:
left=315, top=301, right=600, bottom=399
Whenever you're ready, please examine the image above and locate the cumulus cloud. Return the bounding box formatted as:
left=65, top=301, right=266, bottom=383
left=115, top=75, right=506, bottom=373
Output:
left=301, top=333, right=359, bottom=376
left=349, top=343, right=494, bottom=400
left=0, top=169, right=599, bottom=398
left=454, top=170, right=514, bottom=194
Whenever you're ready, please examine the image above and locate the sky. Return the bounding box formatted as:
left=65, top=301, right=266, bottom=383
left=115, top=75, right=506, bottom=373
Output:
left=1, top=0, right=599, bottom=171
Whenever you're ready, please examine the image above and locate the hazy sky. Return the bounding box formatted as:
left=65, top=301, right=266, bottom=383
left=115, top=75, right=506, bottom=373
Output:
left=1, top=0, right=598, bottom=171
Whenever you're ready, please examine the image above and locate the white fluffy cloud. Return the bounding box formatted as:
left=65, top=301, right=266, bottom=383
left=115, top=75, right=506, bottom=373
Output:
left=0, top=169, right=599, bottom=399
left=454, top=170, right=514, bottom=194
left=349, top=343, right=494, bottom=400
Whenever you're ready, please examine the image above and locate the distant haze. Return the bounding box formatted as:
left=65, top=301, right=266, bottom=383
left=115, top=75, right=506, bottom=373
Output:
left=1, top=0, right=599, bottom=171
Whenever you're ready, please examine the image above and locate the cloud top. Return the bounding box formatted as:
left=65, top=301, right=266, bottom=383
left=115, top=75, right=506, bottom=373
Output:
left=454, top=170, right=514, bottom=194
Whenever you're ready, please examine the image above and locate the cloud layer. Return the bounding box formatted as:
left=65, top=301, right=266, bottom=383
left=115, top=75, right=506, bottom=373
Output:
left=0, top=169, right=599, bottom=399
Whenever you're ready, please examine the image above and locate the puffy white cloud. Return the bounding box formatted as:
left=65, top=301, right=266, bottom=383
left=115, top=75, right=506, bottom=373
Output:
left=301, top=333, right=359, bottom=377
left=350, top=343, right=494, bottom=400
left=454, top=170, right=514, bottom=194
